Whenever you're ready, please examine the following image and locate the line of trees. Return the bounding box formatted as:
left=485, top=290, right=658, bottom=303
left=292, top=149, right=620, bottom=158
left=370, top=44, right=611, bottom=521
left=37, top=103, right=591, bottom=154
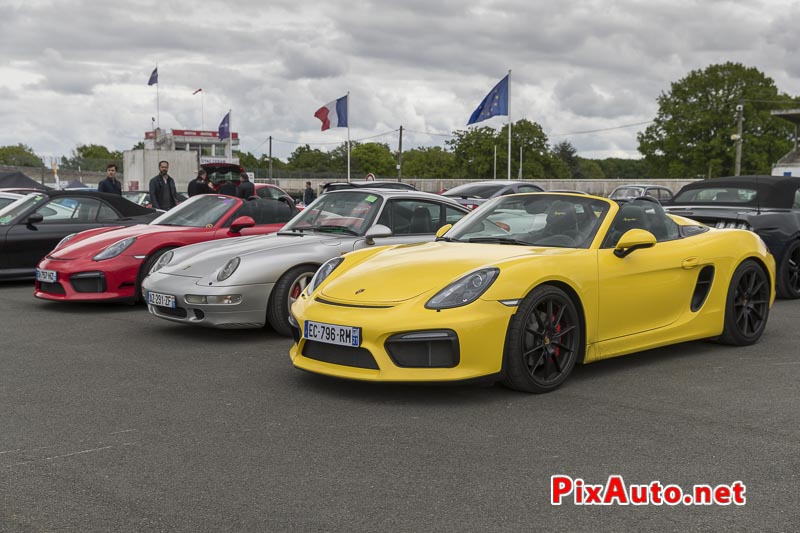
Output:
left=3, top=63, right=797, bottom=180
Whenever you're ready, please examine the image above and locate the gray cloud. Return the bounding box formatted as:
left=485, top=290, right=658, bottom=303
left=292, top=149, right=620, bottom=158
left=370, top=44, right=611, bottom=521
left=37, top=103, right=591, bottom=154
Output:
left=0, top=0, right=798, bottom=162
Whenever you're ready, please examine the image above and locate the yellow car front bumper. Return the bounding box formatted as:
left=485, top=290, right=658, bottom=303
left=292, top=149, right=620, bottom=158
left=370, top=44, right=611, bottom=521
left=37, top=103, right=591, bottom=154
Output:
left=289, top=297, right=517, bottom=382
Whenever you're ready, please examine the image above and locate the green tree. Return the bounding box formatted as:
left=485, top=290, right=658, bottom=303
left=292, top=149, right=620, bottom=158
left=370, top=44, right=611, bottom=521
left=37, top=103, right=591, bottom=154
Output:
left=510, top=119, right=568, bottom=179
left=0, top=144, right=44, bottom=167
left=637, top=62, right=797, bottom=178
left=576, top=158, right=605, bottom=179
left=446, top=126, right=500, bottom=178
left=328, top=142, right=358, bottom=173
left=286, top=145, right=332, bottom=172
left=351, top=143, right=396, bottom=177
left=553, top=140, right=579, bottom=179
left=401, top=146, right=457, bottom=178
left=596, top=158, right=649, bottom=181
left=61, top=144, right=122, bottom=171
left=234, top=150, right=260, bottom=169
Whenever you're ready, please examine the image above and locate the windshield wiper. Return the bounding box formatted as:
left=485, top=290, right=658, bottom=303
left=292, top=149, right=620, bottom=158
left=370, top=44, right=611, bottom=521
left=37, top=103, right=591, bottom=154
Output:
left=467, top=236, right=535, bottom=245
left=435, top=236, right=460, bottom=242
left=307, top=224, right=359, bottom=235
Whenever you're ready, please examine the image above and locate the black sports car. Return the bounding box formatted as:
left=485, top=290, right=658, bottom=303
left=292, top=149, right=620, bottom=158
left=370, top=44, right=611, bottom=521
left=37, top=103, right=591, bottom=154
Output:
left=665, top=175, right=800, bottom=298
left=0, top=190, right=158, bottom=281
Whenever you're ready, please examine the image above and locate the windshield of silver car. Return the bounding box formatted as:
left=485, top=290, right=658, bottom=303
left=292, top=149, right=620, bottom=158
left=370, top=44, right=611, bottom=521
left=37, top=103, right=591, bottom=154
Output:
left=282, top=191, right=384, bottom=235
left=0, top=193, right=45, bottom=225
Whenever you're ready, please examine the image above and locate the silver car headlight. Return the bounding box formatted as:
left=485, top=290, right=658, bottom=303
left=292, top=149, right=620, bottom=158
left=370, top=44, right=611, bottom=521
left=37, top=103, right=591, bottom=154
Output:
left=150, top=250, right=174, bottom=273
left=217, top=257, right=241, bottom=282
left=425, top=267, right=499, bottom=310
left=306, top=256, right=344, bottom=295
left=93, top=237, right=136, bottom=261
left=55, top=233, right=78, bottom=250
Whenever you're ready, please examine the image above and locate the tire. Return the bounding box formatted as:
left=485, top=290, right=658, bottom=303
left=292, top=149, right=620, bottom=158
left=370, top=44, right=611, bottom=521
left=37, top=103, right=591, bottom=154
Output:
left=718, top=259, right=770, bottom=346
left=136, top=247, right=175, bottom=304
left=501, top=285, right=582, bottom=393
left=776, top=240, right=800, bottom=299
left=267, top=265, right=317, bottom=337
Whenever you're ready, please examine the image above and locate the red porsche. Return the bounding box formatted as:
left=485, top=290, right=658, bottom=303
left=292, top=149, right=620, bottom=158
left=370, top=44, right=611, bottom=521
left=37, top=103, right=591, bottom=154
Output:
left=34, top=194, right=297, bottom=303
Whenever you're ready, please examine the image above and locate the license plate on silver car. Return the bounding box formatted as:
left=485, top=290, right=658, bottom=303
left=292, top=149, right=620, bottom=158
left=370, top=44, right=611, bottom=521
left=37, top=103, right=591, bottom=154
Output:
left=304, top=320, right=361, bottom=347
left=147, top=291, right=176, bottom=308
left=36, top=269, right=57, bottom=283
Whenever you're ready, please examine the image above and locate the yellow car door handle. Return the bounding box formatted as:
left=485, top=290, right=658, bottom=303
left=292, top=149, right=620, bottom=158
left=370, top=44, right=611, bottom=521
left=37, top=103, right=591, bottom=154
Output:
left=682, top=257, right=699, bottom=269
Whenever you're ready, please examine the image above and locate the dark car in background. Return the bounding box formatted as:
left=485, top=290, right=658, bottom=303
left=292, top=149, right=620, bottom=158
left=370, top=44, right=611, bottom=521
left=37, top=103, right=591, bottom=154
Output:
left=664, top=175, right=800, bottom=298
left=0, top=191, right=158, bottom=280
left=442, top=180, right=544, bottom=210
left=609, top=184, right=674, bottom=203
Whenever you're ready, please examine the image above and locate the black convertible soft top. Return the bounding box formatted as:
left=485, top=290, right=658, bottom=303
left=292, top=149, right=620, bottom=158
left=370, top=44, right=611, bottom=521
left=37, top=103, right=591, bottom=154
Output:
left=41, top=190, right=158, bottom=217
left=673, top=175, right=800, bottom=209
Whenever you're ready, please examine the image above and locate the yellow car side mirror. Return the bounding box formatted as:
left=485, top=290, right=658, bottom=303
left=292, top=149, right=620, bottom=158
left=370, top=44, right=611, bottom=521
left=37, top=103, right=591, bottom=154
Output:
left=614, top=229, right=656, bottom=258
left=435, top=224, right=453, bottom=239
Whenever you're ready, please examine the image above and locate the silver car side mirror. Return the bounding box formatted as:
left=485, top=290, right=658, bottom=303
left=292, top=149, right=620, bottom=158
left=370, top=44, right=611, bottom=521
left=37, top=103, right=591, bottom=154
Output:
left=364, top=224, right=392, bottom=245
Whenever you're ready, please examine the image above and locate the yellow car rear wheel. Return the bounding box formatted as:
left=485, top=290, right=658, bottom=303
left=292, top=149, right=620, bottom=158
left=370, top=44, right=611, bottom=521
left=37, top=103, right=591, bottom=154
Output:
left=502, top=285, right=581, bottom=393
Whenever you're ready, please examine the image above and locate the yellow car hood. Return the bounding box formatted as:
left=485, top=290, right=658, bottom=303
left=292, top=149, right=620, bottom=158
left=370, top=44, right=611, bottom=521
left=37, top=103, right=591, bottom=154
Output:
left=319, top=241, right=562, bottom=304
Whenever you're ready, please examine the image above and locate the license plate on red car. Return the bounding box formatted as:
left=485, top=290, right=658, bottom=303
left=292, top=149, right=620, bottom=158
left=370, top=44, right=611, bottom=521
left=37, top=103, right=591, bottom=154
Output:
left=304, top=320, right=361, bottom=347
left=35, top=269, right=57, bottom=283
left=147, top=291, right=176, bottom=308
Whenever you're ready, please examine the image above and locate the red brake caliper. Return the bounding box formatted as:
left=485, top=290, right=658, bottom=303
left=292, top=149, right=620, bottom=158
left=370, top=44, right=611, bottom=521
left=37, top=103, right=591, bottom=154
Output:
left=291, top=284, right=302, bottom=299
left=553, top=310, right=561, bottom=359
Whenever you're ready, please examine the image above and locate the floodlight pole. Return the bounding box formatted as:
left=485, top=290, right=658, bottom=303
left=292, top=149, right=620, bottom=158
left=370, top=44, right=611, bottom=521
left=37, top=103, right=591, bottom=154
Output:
left=734, top=101, right=744, bottom=176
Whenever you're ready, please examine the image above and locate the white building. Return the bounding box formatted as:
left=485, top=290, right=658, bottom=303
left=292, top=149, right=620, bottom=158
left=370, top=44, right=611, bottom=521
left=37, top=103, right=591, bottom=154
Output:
left=772, top=110, right=800, bottom=177
left=123, top=128, right=241, bottom=192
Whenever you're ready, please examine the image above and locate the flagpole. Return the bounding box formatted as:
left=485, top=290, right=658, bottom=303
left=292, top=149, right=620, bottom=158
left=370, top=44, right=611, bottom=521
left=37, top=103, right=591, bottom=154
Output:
left=228, top=108, right=233, bottom=163
left=507, top=69, right=511, bottom=180
left=346, top=91, right=351, bottom=182
left=201, top=91, right=204, bottom=130
left=156, top=62, right=160, bottom=130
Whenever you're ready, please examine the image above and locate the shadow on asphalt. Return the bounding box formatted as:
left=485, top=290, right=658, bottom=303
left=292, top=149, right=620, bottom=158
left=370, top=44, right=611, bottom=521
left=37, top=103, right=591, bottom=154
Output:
left=148, top=321, right=288, bottom=344
left=32, top=299, right=141, bottom=314
left=289, top=339, right=721, bottom=403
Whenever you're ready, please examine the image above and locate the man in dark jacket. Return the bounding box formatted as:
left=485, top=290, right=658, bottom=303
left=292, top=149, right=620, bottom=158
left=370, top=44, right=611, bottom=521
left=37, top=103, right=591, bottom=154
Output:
left=188, top=169, right=211, bottom=197
left=148, top=160, right=179, bottom=210
left=98, top=163, right=122, bottom=195
left=237, top=172, right=255, bottom=199
left=302, top=181, right=317, bottom=206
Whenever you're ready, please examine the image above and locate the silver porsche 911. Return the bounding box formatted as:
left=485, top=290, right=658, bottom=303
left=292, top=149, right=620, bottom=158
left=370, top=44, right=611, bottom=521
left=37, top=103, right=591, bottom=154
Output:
left=142, top=189, right=470, bottom=336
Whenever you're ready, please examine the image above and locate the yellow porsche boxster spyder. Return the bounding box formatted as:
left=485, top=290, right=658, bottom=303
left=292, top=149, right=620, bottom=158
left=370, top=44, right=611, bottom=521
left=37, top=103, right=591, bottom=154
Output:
left=288, top=193, right=775, bottom=393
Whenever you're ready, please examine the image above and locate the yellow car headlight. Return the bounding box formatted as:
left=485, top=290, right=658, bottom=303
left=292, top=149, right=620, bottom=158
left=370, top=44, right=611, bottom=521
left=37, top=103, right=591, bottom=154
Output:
left=425, top=267, right=499, bottom=310
left=306, top=256, right=344, bottom=295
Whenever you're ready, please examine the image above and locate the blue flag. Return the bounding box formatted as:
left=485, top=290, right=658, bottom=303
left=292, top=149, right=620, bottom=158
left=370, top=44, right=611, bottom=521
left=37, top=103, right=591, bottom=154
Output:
left=218, top=112, right=230, bottom=140
left=467, top=75, right=508, bottom=125
left=148, top=67, right=158, bottom=86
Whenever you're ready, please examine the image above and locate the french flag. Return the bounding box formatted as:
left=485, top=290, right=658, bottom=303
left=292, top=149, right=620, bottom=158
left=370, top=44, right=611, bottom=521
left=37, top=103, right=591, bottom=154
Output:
left=314, top=95, right=348, bottom=131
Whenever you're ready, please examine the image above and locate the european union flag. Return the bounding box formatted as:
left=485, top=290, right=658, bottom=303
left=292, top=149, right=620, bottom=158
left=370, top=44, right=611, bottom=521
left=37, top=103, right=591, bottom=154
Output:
left=148, top=67, right=158, bottom=86
left=218, top=112, right=230, bottom=140
left=467, top=74, right=508, bottom=125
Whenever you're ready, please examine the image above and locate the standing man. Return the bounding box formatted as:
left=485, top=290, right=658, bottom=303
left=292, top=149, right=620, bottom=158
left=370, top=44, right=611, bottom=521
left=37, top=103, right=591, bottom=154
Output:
left=236, top=172, right=255, bottom=199
left=303, top=181, right=317, bottom=206
left=148, top=160, right=178, bottom=210
left=188, top=169, right=211, bottom=197
left=98, top=163, right=122, bottom=195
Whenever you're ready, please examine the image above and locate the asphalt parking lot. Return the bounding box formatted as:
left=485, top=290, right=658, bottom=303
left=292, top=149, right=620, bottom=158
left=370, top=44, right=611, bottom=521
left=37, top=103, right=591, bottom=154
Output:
left=1, top=281, right=799, bottom=531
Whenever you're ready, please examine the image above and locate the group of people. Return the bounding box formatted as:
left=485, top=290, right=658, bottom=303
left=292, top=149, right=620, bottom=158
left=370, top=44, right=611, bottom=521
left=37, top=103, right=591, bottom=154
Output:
left=97, top=161, right=265, bottom=211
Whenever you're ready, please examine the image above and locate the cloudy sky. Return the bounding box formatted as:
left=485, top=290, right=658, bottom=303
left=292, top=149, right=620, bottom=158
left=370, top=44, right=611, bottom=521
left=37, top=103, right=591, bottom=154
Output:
left=2, top=0, right=799, bottom=164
